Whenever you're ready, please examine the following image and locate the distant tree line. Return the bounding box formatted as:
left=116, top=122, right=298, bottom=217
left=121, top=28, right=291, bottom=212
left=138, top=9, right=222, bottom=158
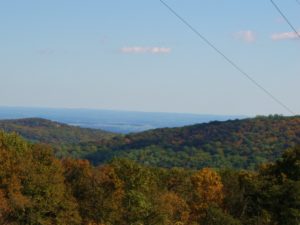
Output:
left=1, top=116, right=300, bottom=170
left=83, top=115, right=300, bottom=169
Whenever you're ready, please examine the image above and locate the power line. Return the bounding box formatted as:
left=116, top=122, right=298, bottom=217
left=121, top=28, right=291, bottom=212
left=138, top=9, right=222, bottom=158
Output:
left=159, top=0, right=295, bottom=115
left=270, top=0, right=300, bottom=39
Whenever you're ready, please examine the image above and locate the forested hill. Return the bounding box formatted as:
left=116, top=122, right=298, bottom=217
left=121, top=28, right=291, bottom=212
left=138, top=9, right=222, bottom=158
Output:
left=0, top=118, right=115, bottom=145
left=1, top=116, right=299, bottom=170
left=85, top=115, right=300, bottom=169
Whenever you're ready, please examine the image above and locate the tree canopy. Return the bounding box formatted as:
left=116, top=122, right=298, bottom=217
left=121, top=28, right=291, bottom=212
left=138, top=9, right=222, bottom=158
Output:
left=0, top=131, right=299, bottom=224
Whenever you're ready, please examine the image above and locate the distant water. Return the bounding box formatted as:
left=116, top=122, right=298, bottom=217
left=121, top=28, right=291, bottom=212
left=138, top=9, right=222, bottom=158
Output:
left=0, top=106, right=245, bottom=133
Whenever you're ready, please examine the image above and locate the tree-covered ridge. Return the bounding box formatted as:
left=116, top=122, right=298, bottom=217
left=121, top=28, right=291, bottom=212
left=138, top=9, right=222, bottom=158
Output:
left=0, top=131, right=299, bottom=225
left=1, top=116, right=300, bottom=170
left=0, top=118, right=117, bottom=158
left=85, top=115, right=300, bottom=169
left=0, top=118, right=115, bottom=145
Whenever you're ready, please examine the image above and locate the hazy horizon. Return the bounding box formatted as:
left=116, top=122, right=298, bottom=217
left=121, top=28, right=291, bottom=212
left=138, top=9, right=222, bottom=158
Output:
left=0, top=105, right=249, bottom=117
left=0, top=106, right=247, bottom=133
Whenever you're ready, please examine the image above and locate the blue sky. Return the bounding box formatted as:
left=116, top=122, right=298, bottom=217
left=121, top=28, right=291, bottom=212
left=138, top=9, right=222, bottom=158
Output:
left=0, top=0, right=299, bottom=115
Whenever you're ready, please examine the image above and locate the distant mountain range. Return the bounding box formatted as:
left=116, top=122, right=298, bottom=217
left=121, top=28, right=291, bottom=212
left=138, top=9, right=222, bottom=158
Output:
left=0, top=115, right=299, bottom=170
left=0, top=106, right=245, bottom=133
left=83, top=115, right=300, bottom=169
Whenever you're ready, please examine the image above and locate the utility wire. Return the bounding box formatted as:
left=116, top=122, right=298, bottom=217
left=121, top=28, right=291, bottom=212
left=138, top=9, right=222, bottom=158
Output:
left=270, top=0, right=300, bottom=39
left=159, top=0, right=295, bottom=115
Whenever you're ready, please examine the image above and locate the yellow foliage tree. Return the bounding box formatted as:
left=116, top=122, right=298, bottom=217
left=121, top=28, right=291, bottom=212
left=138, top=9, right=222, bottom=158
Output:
left=190, top=168, right=224, bottom=222
left=158, top=192, right=190, bottom=225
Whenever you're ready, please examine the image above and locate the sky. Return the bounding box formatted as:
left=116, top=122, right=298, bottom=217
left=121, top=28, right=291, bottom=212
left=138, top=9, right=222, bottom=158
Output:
left=0, top=0, right=299, bottom=116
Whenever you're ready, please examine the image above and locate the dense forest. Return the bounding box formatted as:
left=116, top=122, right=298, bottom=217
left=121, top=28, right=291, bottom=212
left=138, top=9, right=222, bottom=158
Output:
left=84, top=115, right=300, bottom=169
left=0, top=131, right=299, bottom=225
left=0, top=118, right=115, bottom=158
left=0, top=118, right=114, bottom=144
left=1, top=115, right=299, bottom=170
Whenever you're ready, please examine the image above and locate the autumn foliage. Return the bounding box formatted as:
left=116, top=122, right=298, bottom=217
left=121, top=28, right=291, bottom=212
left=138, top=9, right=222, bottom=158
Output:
left=0, top=131, right=299, bottom=224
